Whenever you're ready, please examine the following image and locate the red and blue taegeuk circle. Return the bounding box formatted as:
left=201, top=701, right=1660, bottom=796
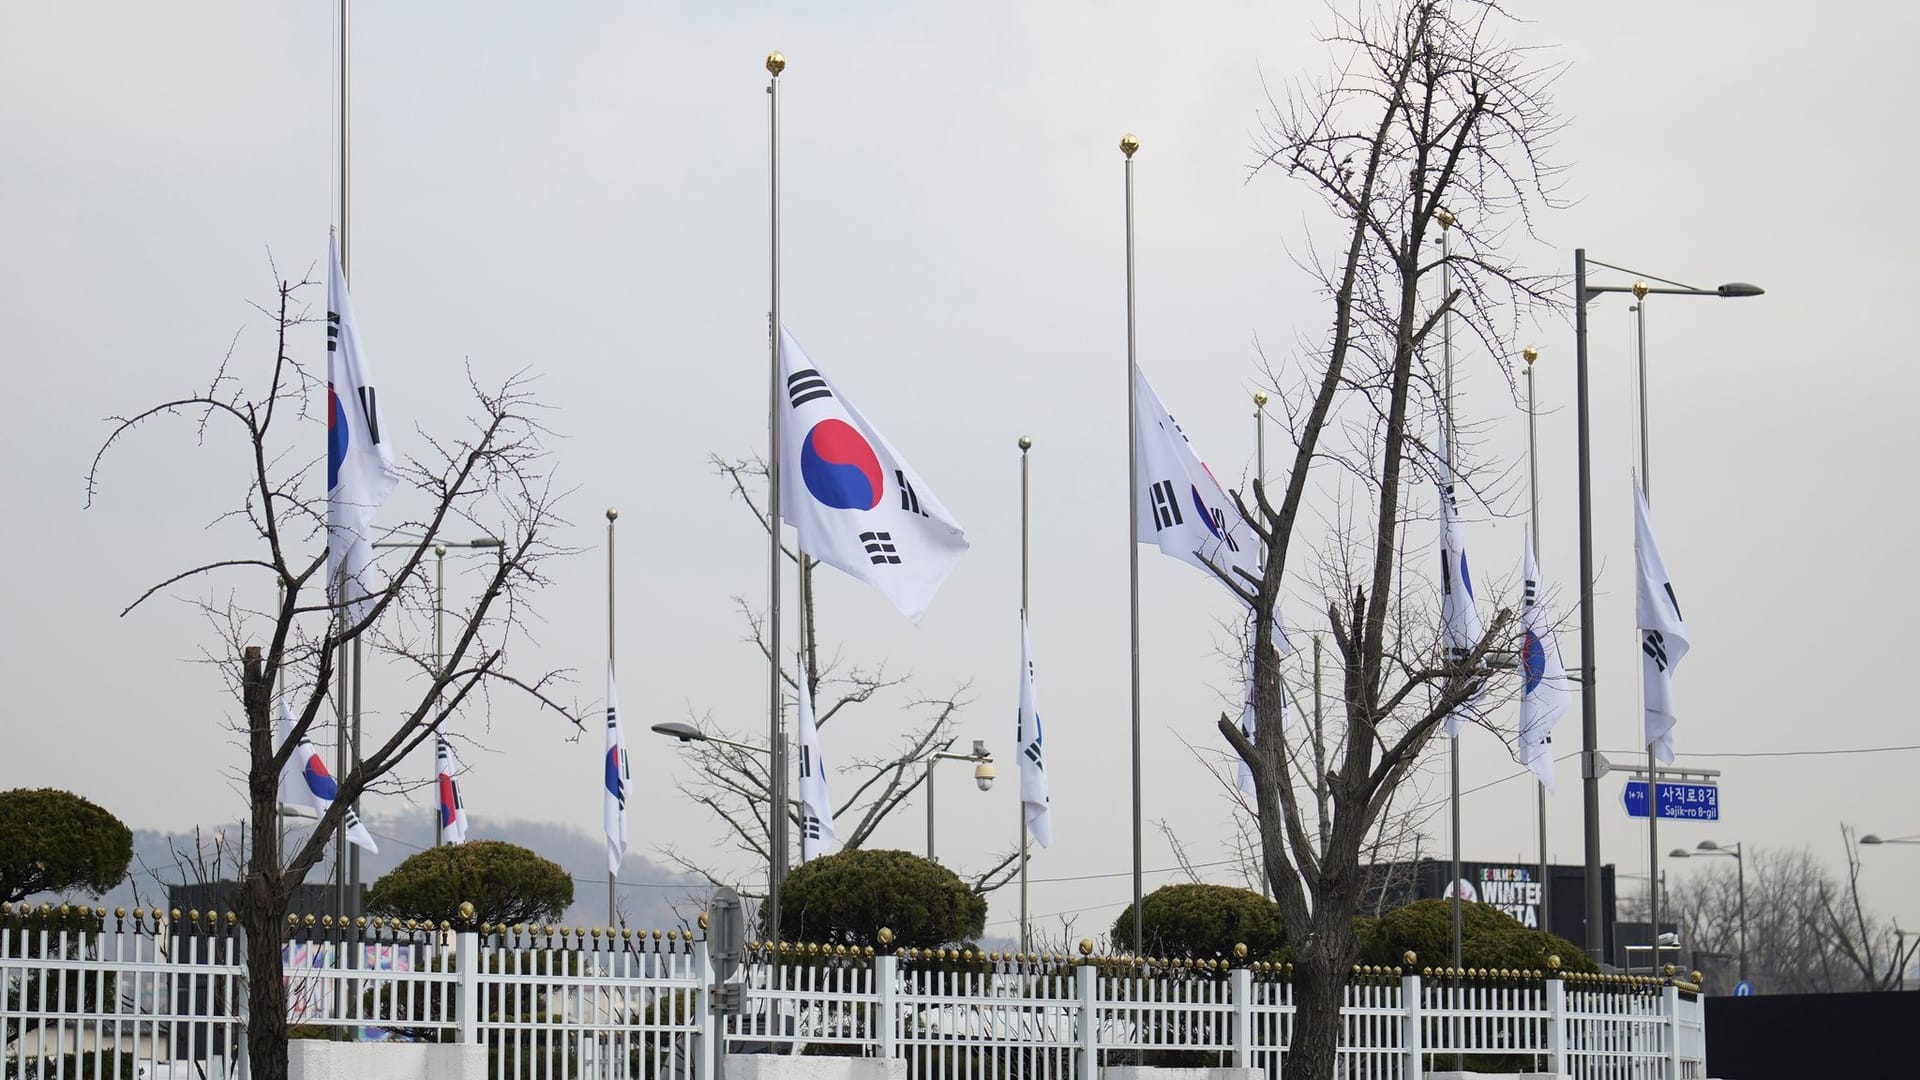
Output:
left=438, top=775, right=458, bottom=826
left=327, top=383, right=349, bottom=491
left=1521, top=630, right=1546, bottom=693
left=303, top=755, right=338, bottom=802
left=1191, top=486, right=1224, bottom=538
left=800, top=419, right=884, bottom=511
left=605, top=748, right=623, bottom=799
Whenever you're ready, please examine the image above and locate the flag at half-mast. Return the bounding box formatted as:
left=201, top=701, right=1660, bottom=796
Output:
left=1132, top=366, right=1262, bottom=593
left=1018, top=613, right=1053, bottom=848
left=1635, top=484, right=1690, bottom=763
left=1437, top=445, right=1486, bottom=736
left=796, top=659, right=837, bottom=862
left=436, top=735, right=469, bottom=844
left=604, top=663, right=629, bottom=875
left=326, top=234, right=400, bottom=628
left=777, top=329, right=968, bottom=622
left=1516, top=528, right=1571, bottom=791
left=276, top=697, right=377, bottom=851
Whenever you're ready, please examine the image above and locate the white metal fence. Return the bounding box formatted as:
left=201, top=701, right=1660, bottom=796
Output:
left=2, top=908, right=1705, bottom=1080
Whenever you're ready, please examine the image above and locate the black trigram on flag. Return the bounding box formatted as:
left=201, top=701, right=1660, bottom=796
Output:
left=1522, top=576, right=1539, bottom=608
left=799, top=744, right=814, bottom=780
left=1440, top=551, right=1454, bottom=597
left=860, top=531, right=900, bottom=565
left=787, top=368, right=832, bottom=409
left=1207, top=507, right=1241, bottom=552
left=1149, top=480, right=1184, bottom=531
left=802, top=814, right=823, bottom=842
left=327, top=311, right=341, bottom=354
left=896, top=470, right=927, bottom=516
left=1643, top=630, right=1670, bottom=672
left=357, top=386, right=383, bottom=444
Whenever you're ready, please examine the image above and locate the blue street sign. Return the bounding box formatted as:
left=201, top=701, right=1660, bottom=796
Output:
left=1622, top=779, right=1720, bottom=821
left=1733, top=980, right=1754, bottom=997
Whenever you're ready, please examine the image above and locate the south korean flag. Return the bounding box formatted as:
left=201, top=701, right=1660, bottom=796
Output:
left=1635, top=484, right=1690, bottom=764
left=796, top=657, right=837, bottom=862
left=777, top=328, right=969, bottom=622
left=1133, top=365, right=1262, bottom=594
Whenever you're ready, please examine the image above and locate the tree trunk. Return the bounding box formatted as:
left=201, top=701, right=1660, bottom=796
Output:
left=241, top=643, right=292, bottom=1080
left=1288, top=914, right=1361, bottom=1080
left=243, top=890, right=292, bottom=1080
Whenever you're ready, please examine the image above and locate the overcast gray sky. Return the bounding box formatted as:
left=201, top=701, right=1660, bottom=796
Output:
left=5, top=1, right=1917, bottom=945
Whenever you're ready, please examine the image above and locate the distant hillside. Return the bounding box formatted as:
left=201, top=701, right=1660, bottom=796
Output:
left=31, top=814, right=723, bottom=932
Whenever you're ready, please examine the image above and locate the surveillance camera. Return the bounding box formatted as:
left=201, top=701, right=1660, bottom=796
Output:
left=974, top=761, right=997, bottom=792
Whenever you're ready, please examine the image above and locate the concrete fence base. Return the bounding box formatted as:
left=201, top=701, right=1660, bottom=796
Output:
left=725, top=1056, right=909, bottom=1080
left=287, top=1039, right=485, bottom=1080
left=1103, top=1068, right=1265, bottom=1080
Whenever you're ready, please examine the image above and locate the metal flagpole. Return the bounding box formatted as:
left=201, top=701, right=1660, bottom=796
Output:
left=434, top=544, right=445, bottom=847
left=333, top=0, right=352, bottom=930
left=1121, top=132, right=1144, bottom=953
left=1634, top=287, right=1660, bottom=973
left=764, top=50, right=788, bottom=945
left=1439, top=210, right=1463, bottom=976
left=1524, top=345, right=1548, bottom=929
left=1018, top=434, right=1033, bottom=951
left=607, top=508, right=618, bottom=925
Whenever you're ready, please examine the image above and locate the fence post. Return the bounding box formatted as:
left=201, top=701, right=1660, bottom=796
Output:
left=455, top=930, right=478, bottom=1045
left=696, top=939, right=716, bottom=1080
left=1544, top=976, right=1567, bottom=1077
left=1402, top=970, right=1423, bottom=1080
left=233, top=922, right=251, bottom=1080
left=1662, top=984, right=1681, bottom=1080
left=1230, top=967, right=1253, bottom=1068
left=1074, top=960, right=1098, bottom=1079
left=875, top=952, right=898, bottom=1060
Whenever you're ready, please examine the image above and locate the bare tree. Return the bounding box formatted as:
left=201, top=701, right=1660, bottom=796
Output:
left=87, top=272, right=576, bottom=1080
left=1670, top=830, right=1920, bottom=995
left=1218, top=3, right=1564, bottom=1076
left=659, top=456, right=1018, bottom=895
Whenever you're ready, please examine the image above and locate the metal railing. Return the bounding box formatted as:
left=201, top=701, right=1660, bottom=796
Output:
left=2, top=907, right=1705, bottom=1080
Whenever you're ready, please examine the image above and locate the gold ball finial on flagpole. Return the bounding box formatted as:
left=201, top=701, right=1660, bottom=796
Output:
left=606, top=508, right=619, bottom=522
left=1522, top=345, right=1538, bottom=365
left=1631, top=280, right=1650, bottom=300
left=1435, top=207, right=1456, bottom=229
left=1253, top=390, right=1269, bottom=408
left=1018, top=435, right=1032, bottom=452
left=1120, top=133, right=1140, bottom=158
left=766, top=51, right=786, bottom=77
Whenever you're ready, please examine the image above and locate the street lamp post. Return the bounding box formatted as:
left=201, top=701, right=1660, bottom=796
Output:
left=1672, top=840, right=1745, bottom=983
left=1857, top=834, right=1920, bottom=989
left=1571, top=250, right=1762, bottom=960
left=926, top=740, right=996, bottom=864
left=370, top=535, right=506, bottom=852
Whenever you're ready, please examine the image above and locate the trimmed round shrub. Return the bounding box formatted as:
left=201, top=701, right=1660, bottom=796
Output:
left=1359, top=898, right=1597, bottom=973
left=0, top=789, right=133, bottom=904
left=367, top=840, right=573, bottom=928
left=1109, top=883, right=1286, bottom=959
left=771, top=848, right=985, bottom=948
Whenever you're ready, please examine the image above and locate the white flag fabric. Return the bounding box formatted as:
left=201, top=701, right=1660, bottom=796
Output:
left=276, top=698, right=376, bottom=852
left=776, top=329, right=968, bottom=622
left=1133, top=366, right=1262, bottom=592
left=1437, top=450, right=1486, bottom=737
left=1516, top=528, right=1572, bottom=792
left=796, top=662, right=837, bottom=862
left=326, top=234, right=400, bottom=628
left=436, top=735, right=469, bottom=844
left=604, top=664, right=630, bottom=875
left=1017, top=614, right=1053, bottom=848
left=1635, top=486, right=1690, bottom=763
